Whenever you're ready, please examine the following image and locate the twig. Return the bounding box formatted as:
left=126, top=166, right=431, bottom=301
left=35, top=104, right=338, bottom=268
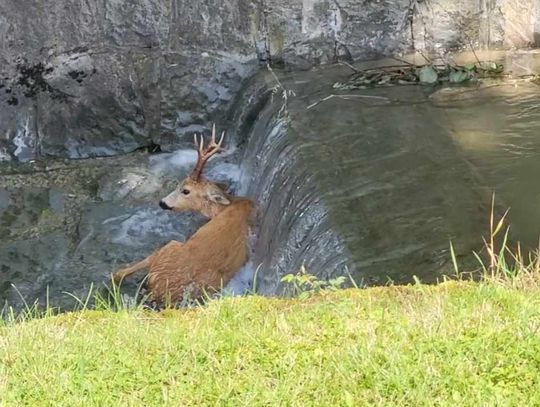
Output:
left=417, top=49, right=432, bottom=65
left=266, top=63, right=286, bottom=91
left=356, top=64, right=421, bottom=72
left=266, top=63, right=296, bottom=116
left=512, top=61, right=533, bottom=75
left=462, top=32, right=482, bottom=65
left=338, top=60, right=359, bottom=73
left=390, top=56, right=416, bottom=66
left=306, top=94, right=390, bottom=110
left=351, top=63, right=448, bottom=76
left=435, top=50, right=452, bottom=67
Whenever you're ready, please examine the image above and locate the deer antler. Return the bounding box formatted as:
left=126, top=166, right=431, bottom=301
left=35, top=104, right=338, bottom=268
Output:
left=191, top=123, right=225, bottom=180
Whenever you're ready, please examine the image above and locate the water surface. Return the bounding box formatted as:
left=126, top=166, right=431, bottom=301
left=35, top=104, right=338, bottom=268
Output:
left=249, top=66, right=540, bottom=286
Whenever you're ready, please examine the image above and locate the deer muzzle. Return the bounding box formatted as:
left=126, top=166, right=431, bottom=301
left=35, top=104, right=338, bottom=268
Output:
left=159, top=200, right=172, bottom=210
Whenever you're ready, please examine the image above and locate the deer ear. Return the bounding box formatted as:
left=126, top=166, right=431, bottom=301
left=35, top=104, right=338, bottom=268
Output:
left=206, top=188, right=231, bottom=205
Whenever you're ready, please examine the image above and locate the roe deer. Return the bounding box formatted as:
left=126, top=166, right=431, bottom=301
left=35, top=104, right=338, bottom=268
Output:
left=112, top=124, right=254, bottom=303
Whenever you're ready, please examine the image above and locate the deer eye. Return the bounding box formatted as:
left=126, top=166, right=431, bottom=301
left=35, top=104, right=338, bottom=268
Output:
left=181, top=188, right=191, bottom=195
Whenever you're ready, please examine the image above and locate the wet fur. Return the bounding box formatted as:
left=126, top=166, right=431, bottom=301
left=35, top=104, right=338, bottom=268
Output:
left=148, top=198, right=253, bottom=301
left=114, top=197, right=253, bottom=303
left=113, top=127, right=254, bottom=304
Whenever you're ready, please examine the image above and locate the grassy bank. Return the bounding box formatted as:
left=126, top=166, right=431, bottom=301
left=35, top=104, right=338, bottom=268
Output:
left=2, top=280, right=540, bottom=406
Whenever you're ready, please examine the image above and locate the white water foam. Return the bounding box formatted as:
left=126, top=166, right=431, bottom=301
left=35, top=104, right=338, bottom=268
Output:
left=149, top=145, right=239, bottom=177
left=108, top=208, right=184, bottom=248
left=222, top=261, right=255, bottom=296
left=149, top=149, right=198, bottom=176
left=222, top=228, right=259, bottom=296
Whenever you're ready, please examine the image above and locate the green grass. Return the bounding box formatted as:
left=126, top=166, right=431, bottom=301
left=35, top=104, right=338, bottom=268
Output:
left=2, top=280, right=540, bottom=406
left=2, top=198, right=540, bottom=406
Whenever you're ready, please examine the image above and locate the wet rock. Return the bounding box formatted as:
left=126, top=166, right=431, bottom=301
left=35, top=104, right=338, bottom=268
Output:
left=36, top=51, right=155, bottom=158
left=0, top=234, right=69, bottom=308
left=0, top=146, right=242, bottom=309
left=418, top=66, right=438, bottom=84
left=156, top=53, right=257, bottom=152
left=0, top=98, right=38, bottom=162
left=0, top=187, right=67, bottom=240
left=98, top=169, right=166, bottom=203
left=0, top=202, right=203, bottom=310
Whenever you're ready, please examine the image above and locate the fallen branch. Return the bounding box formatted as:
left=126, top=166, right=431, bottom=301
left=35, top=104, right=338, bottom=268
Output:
left=306, top=94, right=391, bottom=110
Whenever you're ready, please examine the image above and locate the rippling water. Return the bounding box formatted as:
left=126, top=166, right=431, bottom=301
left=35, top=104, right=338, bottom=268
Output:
left=434, top=84, right=540, bottom=245
left=245, top=67, right=540, bottom=288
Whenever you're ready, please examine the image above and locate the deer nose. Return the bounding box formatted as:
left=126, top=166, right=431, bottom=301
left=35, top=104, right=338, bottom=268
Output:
left=159, top=200, right=172, bottom=210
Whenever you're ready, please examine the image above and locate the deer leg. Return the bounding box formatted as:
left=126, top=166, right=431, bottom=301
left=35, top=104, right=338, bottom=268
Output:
left=113, top=240, right=185, bottom=284
left=112, top=256, right=153, bottom=284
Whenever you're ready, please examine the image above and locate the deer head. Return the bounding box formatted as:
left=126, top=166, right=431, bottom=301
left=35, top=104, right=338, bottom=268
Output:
left=159, top=124, right=232, bottom=218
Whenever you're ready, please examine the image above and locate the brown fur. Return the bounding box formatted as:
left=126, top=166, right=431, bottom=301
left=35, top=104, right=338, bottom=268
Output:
left=113, top=196, right=253, bottom=302
left=112, top=127, right=254, bottom=303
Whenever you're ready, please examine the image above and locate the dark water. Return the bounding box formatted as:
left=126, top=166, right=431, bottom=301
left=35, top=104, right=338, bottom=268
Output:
left=245, top=66, right=540, bottom=288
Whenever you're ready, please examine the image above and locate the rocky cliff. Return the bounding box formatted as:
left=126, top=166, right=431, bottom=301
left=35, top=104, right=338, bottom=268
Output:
left=0, top=0, right=538, bottom=161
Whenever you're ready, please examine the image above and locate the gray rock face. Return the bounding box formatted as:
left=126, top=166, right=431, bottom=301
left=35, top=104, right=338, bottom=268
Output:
left=0, top=0, right=539, bottom=160
left=0, top=0, right=260, bottom=160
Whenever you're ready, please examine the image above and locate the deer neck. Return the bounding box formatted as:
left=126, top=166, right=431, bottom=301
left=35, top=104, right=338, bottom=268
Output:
left=201, top=205, right=225, bottom=219
left=199, top=194, right=233, bottom=219
left=201, top=195, right=246, bottom=219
